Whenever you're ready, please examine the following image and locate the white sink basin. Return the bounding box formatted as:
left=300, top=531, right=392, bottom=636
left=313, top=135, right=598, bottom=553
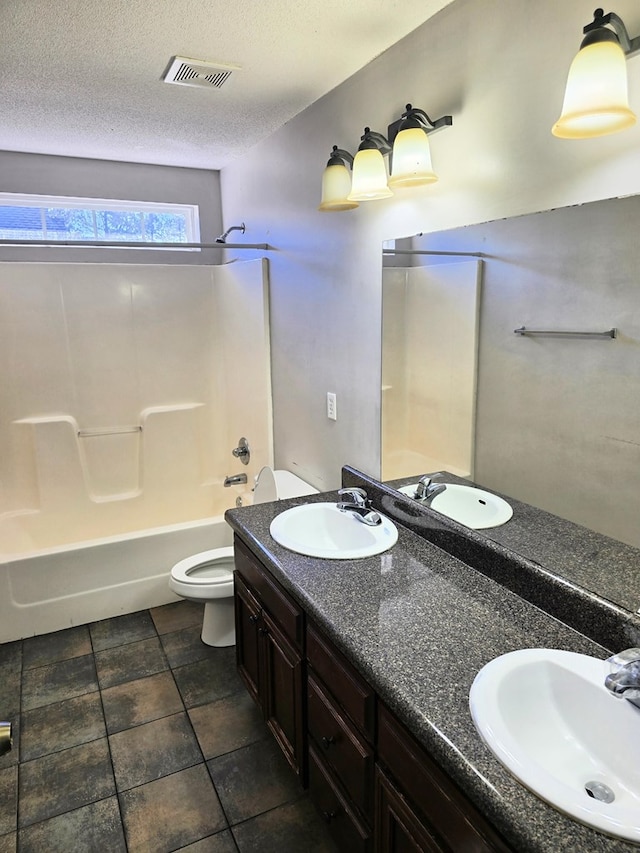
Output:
left=470, top=648, right=640, bottom=842
left=269, top=502, right=398, bottom=559
left=398, top=483, right=512, bottom=529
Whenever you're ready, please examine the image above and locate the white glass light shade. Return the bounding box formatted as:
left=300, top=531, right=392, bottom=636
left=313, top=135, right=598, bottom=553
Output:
left=552, top=39, right=637, bottom=138
left=347, top=149, right=393, bottom=201
left=318, top=163, right=358, bottom=211
left=388, top=127, right=438, bottom=187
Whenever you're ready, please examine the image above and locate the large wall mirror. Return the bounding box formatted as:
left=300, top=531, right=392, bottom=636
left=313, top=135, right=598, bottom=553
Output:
left=381, top=195, right=640, bottom=612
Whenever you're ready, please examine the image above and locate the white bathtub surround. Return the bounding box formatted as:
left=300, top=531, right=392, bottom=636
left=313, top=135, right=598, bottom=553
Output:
left=0, top=258, right=274, bottom=641
left=381, top=260, right=481, bottom=481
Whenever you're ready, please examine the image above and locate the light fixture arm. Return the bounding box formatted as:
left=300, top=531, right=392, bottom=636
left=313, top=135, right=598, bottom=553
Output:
left=583, top=8, right=640, bottom=58
left=387, top=104, right=453, bottom=145
left=326, top=145, right=354, bottom=169
left=357, top=127, right=392, bottom=155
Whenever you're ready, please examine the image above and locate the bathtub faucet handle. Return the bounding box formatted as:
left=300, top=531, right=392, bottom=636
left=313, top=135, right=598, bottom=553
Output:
left=231, top=437, right=250, bottom=465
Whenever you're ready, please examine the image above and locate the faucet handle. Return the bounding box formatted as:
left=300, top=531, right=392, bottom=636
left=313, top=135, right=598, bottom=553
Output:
left=337, top=487, right=368, bottom=507
left=414, top=473, right=443, bottom=500
left=606, top=648, right=640, bottom=668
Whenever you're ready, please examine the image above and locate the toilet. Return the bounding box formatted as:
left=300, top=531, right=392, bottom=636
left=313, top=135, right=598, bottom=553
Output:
left=168, top=467, right=318, bottom=646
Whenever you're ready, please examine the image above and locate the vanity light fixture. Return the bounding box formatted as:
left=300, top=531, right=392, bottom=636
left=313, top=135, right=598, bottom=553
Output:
left=318, top=147, right=359, bottom=211
left=318, top=103, right=453, bottom=211
left=387, top=104, right=452, bottom=187
left=348, top=128, right=394, bottom=201
left=553, top=8, right=640, bottom=138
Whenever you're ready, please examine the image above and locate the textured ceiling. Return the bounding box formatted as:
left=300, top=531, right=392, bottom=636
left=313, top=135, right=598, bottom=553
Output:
left=0, top=0, right=454, bottom=170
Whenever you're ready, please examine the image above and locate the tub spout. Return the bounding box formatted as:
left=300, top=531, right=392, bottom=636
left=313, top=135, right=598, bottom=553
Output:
left=224, top=473, right=248, bottom=487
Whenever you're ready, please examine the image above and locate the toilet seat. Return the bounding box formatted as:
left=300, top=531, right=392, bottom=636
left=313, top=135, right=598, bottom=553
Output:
left=168, top=468, right=318, bottom=646
left=169, top=546, right=235, bottom=601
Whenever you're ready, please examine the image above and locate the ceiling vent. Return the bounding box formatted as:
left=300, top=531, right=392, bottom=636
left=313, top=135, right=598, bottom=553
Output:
left=161, top=56, right=240, bottom=90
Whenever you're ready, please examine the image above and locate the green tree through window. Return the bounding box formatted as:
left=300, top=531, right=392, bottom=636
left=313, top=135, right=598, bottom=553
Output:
left=0, top=195, right=198, bottom=248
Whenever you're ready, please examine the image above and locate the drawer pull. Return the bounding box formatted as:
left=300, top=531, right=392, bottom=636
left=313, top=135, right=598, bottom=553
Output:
left=322, top=810, right=338, bottom=823
left=321, top=735, right=336, bottom=750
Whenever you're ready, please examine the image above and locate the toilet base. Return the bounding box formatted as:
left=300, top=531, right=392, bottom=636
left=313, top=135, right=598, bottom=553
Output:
left=202, top=597, right=236, bottom=647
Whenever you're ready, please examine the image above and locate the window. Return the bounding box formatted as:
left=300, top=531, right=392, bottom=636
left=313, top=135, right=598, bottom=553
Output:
left=0, top=193, right=200, bottom=249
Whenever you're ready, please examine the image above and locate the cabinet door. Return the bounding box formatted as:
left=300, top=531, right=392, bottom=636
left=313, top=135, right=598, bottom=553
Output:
left=375, top=766, right=442, bottom=853
left=309, top=742, right=372, bottom=853
left=234, top=536, right=304, bottom=650
left=234, top=572, right=262, bottom=707
left=377, top=705, right=513, bottom=853
left=262, top=608, right=305, bottom=777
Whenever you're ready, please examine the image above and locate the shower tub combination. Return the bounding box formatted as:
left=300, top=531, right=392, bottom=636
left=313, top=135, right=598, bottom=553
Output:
left=0, top=259, right=274, bottom=643
left=0, top=489, right=253, bottom=644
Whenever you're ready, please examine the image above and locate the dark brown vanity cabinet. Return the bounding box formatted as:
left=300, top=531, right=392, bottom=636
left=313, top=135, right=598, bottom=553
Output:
left=306, top=622, right=376, bottom=852
left=233, top=536, right=305, bottom=778
left=232, top=535, right=513, bottom=853
left=376, top=704, right=512, bottom=853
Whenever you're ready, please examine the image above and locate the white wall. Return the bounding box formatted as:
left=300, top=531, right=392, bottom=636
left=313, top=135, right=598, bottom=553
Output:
left=219, top=0, right=640, bottom=491
left=0, top=151, right=223, bottom=265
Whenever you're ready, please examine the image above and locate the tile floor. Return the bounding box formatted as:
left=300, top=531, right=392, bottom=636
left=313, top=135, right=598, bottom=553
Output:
left=0, top=600, right=338, bottom=852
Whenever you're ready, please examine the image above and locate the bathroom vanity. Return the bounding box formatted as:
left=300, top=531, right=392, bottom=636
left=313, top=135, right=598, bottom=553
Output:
left=224, top=467, right=640, bottom=853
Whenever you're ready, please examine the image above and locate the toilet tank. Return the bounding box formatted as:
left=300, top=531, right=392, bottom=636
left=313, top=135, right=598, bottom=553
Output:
left=253, top=467, right=319, bottom=504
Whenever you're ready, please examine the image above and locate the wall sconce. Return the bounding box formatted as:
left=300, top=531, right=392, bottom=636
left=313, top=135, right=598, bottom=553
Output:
left=348, top=128, right=394, bottom=201
left=318, top=147, right=359, bottom=211
left=553, top=8, right=640, bottom=138
left=318, top=103, right=453, bottom=211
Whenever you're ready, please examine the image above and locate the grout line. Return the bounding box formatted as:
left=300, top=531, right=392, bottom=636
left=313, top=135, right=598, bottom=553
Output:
left=8, top=601, right=333, bottom=852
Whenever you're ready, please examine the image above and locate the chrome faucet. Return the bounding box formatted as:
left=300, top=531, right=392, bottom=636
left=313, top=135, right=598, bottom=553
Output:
left=224, top=473, right=248, bottom=487
left=337, top=487, right=382, bottom=526
left=413, top=473, right=447, bottom=501
left=604, top=649, right=640, bottom=709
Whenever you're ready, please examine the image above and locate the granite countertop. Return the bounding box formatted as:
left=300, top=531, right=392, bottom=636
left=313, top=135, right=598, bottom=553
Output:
left=225, top=488, right=640, bottom=853
left=382, top=469, right=640, bottom=617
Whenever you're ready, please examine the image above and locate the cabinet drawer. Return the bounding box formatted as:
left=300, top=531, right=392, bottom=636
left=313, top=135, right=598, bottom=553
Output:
left=307, top=622, right=375, bottom=740
left=308, top=742, right=372, bottom=853
left=234, top=536, right=304, bottom=649
left=308, top=673, right=374, bottom=819
left=378, top=704, right=513, bottom=853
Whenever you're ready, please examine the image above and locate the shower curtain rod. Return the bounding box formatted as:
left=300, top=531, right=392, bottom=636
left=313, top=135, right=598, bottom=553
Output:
left=382, top=249, right=484, bottom=257
left=0, top=239, right=271, bottom=250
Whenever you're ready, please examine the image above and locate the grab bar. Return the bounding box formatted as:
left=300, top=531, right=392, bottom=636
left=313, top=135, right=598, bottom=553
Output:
left=514, top=326, right=617, bottom=339
left=77, top=426, right=142, bottom=438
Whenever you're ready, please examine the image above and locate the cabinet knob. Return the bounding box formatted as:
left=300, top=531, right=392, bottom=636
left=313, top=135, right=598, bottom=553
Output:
left=321, top=735, right=336, bottom=750
left=322, top=810, right=338, bottom=823
left=258, top=626, right=269, bottom=635
left=249, top=614, right=259, bottom=624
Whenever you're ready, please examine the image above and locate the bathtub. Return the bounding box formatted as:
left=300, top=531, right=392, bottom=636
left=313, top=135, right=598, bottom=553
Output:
left=0, top=468, right=320, bottom=643
left=0, top=506, right=239, bottom=644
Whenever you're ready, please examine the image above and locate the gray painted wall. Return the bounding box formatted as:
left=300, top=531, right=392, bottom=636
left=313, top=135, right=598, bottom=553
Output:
left=0, top=151, right=223, bottom=265
left=410, top=198, right=640, bottom=547
left=219, top=0, right=640, bottom=509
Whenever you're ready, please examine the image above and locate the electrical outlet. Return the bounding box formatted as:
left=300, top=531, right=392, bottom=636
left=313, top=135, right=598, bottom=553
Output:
left=327, top=392, right=337, bottom=421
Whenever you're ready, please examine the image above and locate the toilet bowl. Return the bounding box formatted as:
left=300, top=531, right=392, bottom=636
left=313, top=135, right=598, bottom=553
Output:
left=168, top=467, right=318, bottom=647
left=169, top=546, right=236, bottom=646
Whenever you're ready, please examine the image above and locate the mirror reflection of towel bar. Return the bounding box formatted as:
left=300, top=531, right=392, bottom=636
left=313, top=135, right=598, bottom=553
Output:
left=77, top=426, right=142, bottom=437
left=514, top=326, right=617, bottom=339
